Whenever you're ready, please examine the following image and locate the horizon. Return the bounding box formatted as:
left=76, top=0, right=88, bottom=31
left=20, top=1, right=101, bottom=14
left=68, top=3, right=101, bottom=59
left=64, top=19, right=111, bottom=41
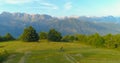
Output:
left=0, top=0, right=120, bottom=17
left=1, top=11, right=120, bottom=18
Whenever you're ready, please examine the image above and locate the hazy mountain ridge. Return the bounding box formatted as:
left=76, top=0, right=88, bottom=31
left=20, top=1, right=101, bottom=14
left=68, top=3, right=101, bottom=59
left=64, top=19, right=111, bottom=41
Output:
left=0, top=12, right=120, bottom=37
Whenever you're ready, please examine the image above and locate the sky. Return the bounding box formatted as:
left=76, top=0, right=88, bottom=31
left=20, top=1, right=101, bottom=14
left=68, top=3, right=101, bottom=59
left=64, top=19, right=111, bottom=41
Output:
left=0, top=0, right=120, bottom=17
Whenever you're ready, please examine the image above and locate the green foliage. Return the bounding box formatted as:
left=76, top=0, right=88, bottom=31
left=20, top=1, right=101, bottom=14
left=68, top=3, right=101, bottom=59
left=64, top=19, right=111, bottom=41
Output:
left=61, top=33, right=120, bottom=48
left=61, top=35, right=76, bottom=42
left=103, top=34, right=113, bottom=48
left=75, top=34, right=87, bottom=42
left=0, top=49, right=9, bottom=62
left=39, top=32, right=48, bottom=39
left=103, top=34, right=120, bottom=48
left=74, top=33, right=105, bottom=47
left=61, top=35, right=70, bottom=42
left=87, top=33, right=105, bottom=47
left=4, top=33, right=15, bottom=41
left=75, top=33, right=120, bottom=48
left=0, top=36, right=4, bottom=41
left=0, top=33, right=15, bottom=42
left=48, top=29, right=62, bottom=42
left=20, top=26, right=39, bottom=42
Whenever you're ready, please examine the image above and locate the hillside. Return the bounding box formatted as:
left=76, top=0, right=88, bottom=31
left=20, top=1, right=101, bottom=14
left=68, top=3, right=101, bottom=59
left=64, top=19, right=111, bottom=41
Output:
left=0, top=12, right=120, bottom=37
left=1, top=40, right=120, bottom=63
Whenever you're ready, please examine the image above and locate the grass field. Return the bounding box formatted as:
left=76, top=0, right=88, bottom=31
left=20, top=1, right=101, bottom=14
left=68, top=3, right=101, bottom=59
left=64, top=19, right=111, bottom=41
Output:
left=0, top=40, right=120, bottom=63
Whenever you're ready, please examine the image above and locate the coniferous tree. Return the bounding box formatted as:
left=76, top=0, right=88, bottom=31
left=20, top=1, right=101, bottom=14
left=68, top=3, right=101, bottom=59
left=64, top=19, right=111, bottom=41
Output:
left=4, top=33, right=15, bottom=41
left=20, top=26, right=39, bottom=42
left=0, top=36, right=3, bottom=41
left=48, top=29, right=62, bottom=42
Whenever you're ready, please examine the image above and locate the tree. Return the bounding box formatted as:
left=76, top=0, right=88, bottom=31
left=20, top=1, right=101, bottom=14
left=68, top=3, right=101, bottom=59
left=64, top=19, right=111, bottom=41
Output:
left=103, top=34, right=120, bottom=48
left=87, top=33, right=105, bottom=47
left=4, top=33, right=15, bottom=41
left=48, top=29, right=62, bottom=41
left=103, top=34, right=114, bottom=48
left=20, top=26, right=39, bottom=42
left=75, top=34, right=87, bottom=42
left=39, top=32, right=47, bottom=39
left=0, top=36, right=3, bottom=41
left=61, top=35, right=70, bottom=42
left=62, top=35, right=76, bottom=42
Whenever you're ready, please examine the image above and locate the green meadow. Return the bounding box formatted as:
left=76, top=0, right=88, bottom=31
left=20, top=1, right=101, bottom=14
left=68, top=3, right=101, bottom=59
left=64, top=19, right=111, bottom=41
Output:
left=0, top=40, right=120, bottom=63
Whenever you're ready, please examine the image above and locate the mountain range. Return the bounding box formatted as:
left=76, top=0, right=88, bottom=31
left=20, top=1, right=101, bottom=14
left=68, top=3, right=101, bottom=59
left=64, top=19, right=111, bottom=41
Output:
left=0, top=12, right=120, bottom=37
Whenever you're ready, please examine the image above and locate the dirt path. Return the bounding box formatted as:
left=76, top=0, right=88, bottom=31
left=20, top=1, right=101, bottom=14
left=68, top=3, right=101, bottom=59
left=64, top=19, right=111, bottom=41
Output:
left=64, top=54, right=79, bottom=63
left=64, top=54, right=75, bottom=63
left=18, top=51, right=31, bottom=63
left=3, top=54, right=16, bottom=63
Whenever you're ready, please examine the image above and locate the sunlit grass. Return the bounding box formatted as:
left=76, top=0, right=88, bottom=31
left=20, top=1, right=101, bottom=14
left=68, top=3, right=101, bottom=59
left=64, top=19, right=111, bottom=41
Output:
left=1, top=40, right=120, bottom=63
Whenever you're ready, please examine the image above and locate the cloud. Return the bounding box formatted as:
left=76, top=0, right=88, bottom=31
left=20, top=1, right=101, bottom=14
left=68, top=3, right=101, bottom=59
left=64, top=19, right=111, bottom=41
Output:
left=64, top=2, right=72, bottom=10
left=1, top=0, right=59, bottom=10
left=26, top=2, right=59, bottom=10
left=4, top=0, right=33, bottom=4
left=40, top=2, right=59, bottom=10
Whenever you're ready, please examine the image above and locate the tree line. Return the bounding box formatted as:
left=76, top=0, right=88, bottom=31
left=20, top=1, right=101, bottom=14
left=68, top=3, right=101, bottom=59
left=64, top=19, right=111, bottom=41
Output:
left=1, top=26, right=120, bottom=49
left=19, top=26, right=62, bottom=42
left=0, top=26, right=62, bottom=42
left=71, top=33, right=120, bottom=48
left=0, top=33, right=15, bottom=42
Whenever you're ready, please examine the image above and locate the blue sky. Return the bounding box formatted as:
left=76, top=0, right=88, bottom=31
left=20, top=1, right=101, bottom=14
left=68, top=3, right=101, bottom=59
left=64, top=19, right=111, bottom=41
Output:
left=0, top=0, right=120, bottom=17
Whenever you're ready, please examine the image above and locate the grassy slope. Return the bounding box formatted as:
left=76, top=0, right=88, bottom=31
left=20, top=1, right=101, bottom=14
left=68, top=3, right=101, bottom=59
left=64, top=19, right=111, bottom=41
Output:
left=1, top=40, right=120, bottom=63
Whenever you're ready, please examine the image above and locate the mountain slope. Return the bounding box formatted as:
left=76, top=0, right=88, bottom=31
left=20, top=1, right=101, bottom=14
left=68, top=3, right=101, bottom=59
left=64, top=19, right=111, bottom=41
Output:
left=0, top=12, right=120, bottom=37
